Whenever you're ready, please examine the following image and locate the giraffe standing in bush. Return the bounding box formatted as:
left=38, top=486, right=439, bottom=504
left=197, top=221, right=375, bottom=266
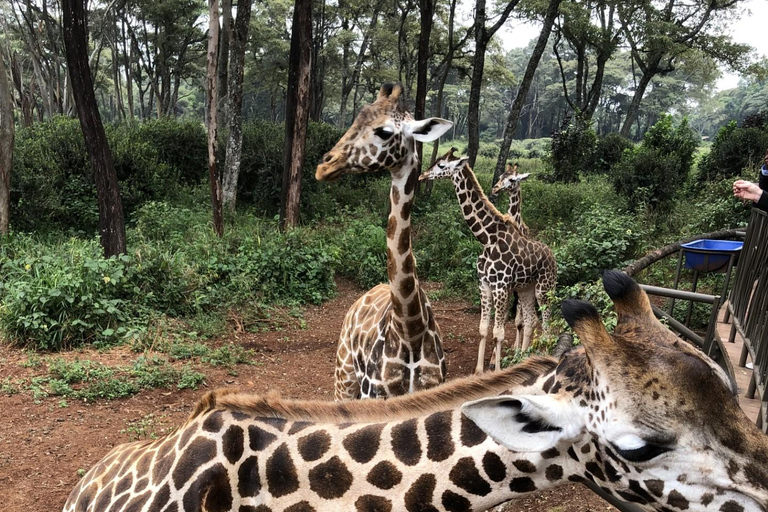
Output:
left=492, top=162, right=530, bottom=236
left=420, top=148, right=556, bottom=372
left=63, top=271, right=768, bottom=512
left=315, top=83, right=453, bottom=400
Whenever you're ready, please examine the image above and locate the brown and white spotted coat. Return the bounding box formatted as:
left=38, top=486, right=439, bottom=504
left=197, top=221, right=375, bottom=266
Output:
left=64, top=271, right=768, bottom=512
left=315, top=84, right=452, bottom=400
left=491, top=163, right=530, bottom=237
left=420, top=149, right=557, bottom=371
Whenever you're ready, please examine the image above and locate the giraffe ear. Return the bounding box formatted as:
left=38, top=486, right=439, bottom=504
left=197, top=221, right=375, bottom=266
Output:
left=404, top=118, right=453, bottom=142
left=461, top=394, right=583, bottom=452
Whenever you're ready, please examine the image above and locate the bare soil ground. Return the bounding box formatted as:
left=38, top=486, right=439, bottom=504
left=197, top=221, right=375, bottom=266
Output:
left=0, top=280, right=614, bottom=512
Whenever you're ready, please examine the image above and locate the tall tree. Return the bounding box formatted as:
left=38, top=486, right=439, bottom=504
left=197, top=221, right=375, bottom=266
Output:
left=0, top=50, right=13, bottom=235
left=206, top=0, right=223, bottom=237
left=62, top=0, right=126, bottom=256
left=414, top=0, right=435, bottom=175
left=222, top=0, right=253, bottom=211
left=218, top=0, right=232, bottom=125
left=617, top=0, right=749, bottom=138
left=466, top=0, right=522, bottom=167
left=493, top=0, right=562, bottom=184
left=280, top=0, right=312, bottom=229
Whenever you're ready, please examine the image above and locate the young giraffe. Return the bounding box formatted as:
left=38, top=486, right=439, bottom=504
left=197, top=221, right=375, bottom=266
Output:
left=315, top=83, right=453, bottom=400
left=420, top=148, right=557, bottom=372
left=63, top=271, right=768, bottom=512
left=491, top=162, right=531, bottom=237
left=492, top=162, right=534, bottom=345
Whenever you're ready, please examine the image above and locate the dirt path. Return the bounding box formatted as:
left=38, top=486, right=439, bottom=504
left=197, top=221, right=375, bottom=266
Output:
left=0, top=280, right=612, bottom=511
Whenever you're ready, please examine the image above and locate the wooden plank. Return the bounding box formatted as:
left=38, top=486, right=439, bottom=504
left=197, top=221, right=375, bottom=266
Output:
left=717, top=305, right=761, bottom=424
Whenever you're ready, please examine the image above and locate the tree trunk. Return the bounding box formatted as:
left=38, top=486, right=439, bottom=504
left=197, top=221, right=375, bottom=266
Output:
left=493, top=0, right=561, bottom=185
left=280, top=0, right=312, bottom=230
left=619, top=68, right=653, bottom=139
left=309, top=0, right=326, bottom=122
left=0, top=51, right=13, bottom=235
left=121, top=18, right=134, bottom=120
left=218, top=0, right=232, bottom=128
left=222, top=0, right=253, bottom=211
left=62, top=0, right=126, bottom=257
left=206, top=0, right=224, bottom=237
left=414, top=0, right=434, bottom=176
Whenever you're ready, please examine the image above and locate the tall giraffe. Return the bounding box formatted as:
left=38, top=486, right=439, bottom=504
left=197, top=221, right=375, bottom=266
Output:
left=420, top=148, right=556, bottom=372
left=492, top=162, right=533, bottom=346
left=315, top=83, right=453, bottom=400
left=491, top=162, right=531, bottom=236
left=64, top=271, right=768, bottom=512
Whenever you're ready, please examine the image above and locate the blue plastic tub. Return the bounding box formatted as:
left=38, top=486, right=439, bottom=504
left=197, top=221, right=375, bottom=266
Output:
left=681, top=239, right=743, bottom=273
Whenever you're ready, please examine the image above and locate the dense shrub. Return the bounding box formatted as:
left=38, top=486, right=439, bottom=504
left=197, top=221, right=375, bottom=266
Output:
left=331, top=212, right=388, bottom=290
left=697, top=121, right=768, bottom=181
left=593, top=133, right=633, bottom=175
left=612, top=116, right=698, bottom=212
left=545, top=114, right=597, bottom=183
left=550, top=206, right=644, bottom=286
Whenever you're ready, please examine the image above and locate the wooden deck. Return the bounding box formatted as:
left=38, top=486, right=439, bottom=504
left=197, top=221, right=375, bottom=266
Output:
left=717, top=304, right=762, bottom=424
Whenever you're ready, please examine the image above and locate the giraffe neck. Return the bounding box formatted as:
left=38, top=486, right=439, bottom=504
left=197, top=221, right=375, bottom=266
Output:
left=386, top=164, right=426, bottom=340
left=506, top=185, right=522, bottom=226
left=451, top=165, right=512, bottom=247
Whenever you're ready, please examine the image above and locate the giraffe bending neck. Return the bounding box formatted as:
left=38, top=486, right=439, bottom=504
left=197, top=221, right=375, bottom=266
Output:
left=386, top=166, right=426, bottom=341
left=451, top=164, right=514, bottom=247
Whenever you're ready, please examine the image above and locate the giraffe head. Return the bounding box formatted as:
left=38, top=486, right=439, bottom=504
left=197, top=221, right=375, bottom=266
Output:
left=316, top=83, right=452, bottom=182
left=463, top=270, right=768, bottom=511
left=490, top=163, right=530, bottom=195
left=418, top=146, right=469, bottom=181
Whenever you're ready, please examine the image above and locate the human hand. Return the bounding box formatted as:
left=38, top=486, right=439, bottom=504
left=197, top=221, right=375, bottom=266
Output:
left=733, top=180, right=763, bottom=202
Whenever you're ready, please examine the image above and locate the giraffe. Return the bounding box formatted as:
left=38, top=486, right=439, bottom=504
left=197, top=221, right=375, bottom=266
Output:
left=315, top=83, right=453, bottom=400
left=491, top=162, right=531, bottom=237
left=492, top=162, right=533, bottom=346
left=420, top=148, right=557, bottom=372
left=64, top=271, right=768, bottom=512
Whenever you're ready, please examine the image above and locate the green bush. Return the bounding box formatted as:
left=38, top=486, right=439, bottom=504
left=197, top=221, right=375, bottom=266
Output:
left=697, top=121, right=768, bottom=181
left=0, top=236, right=140, bottom=349
left=550, top=206, right=644, bottom=286
left=593, top=133, right=633, bottom=175
left=545, top=114, right=596, bottom=183
left=612, top=116, right=698, bottom=212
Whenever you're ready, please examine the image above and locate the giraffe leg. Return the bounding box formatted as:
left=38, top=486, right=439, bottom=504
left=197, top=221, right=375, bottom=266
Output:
left=476, top=281, right=492, bottom=374
left=514, top=291, right=524, bottom=352
left=518, top=289, right=538, bottom=352
left=334, top=336, right=360, bottom=401
left=489, top=287, right=509, bottom=371
left=535, top=280, right=554, bottom=340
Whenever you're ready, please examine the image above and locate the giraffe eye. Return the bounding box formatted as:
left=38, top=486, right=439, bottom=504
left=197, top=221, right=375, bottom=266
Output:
left=374, top=127, right=393, bottom=140
left=611, top=442, right=672, bottom=463
left=437, top=163, right=445, bottom=169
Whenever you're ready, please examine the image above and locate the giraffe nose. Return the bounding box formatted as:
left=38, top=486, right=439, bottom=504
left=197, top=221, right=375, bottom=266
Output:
left=322, top=153, right=335, bottom=164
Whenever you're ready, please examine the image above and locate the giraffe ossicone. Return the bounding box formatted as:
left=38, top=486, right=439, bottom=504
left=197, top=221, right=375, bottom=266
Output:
left=421, top=149, right=557, bottom=372
left=63, top=271, right=768, bottom=512
left=316, top=83, right=452, bottom=400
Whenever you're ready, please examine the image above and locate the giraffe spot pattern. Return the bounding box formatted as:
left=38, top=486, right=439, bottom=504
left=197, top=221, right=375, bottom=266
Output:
left=720, top=502, right=745, bottom=512
left=146, top=482, right=170, bottom=512
left=404, top=473, right=439, bottom=512
left=202, top=410, right=224, bottom=433
left=123, top=490, right=151, bottom=512
left=172, top=436, right=217, bottom=489
left=509, top=477, right=537, bottom=493
left=355, top=494, right=392, bottom=512
left=298, top=430, right=332, bottom=462
left=442, top=490, right=472, bottom=512
left=238, top=456, right=261, bottom=497
left=367, top=461, right=403, bottom=490
left=249, top=425, right=278, bottom=452
left=308, top=455, right=354, bottom=499
left=449, top=457, right=492, bottom=496
left=266, top=443, right=300, bottom=498
left=343, top=424, right=384, bottom=463
left=513, top=459, right=537, bottom=473
left=667, top=490, right=689, bottom=509
left=239, top=506, right=272, bottom=512
left=287, top=421, right=312, bottom=435
left=182, top=462, right=232, bottom=512
left=482, top=451, right=506, bottom=482
left=222, top=424, right=245, bottom=464
left=460, top=414, right=487, bottom=447
left=391, top=419, right=421, bottom=466
left=644, top=479, right=664, bottom=497
left=545, top=464, right=564, bottom=482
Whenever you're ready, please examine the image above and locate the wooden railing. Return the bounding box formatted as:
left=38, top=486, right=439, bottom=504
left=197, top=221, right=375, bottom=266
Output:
left=728, top=208, right=768, bottom=433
